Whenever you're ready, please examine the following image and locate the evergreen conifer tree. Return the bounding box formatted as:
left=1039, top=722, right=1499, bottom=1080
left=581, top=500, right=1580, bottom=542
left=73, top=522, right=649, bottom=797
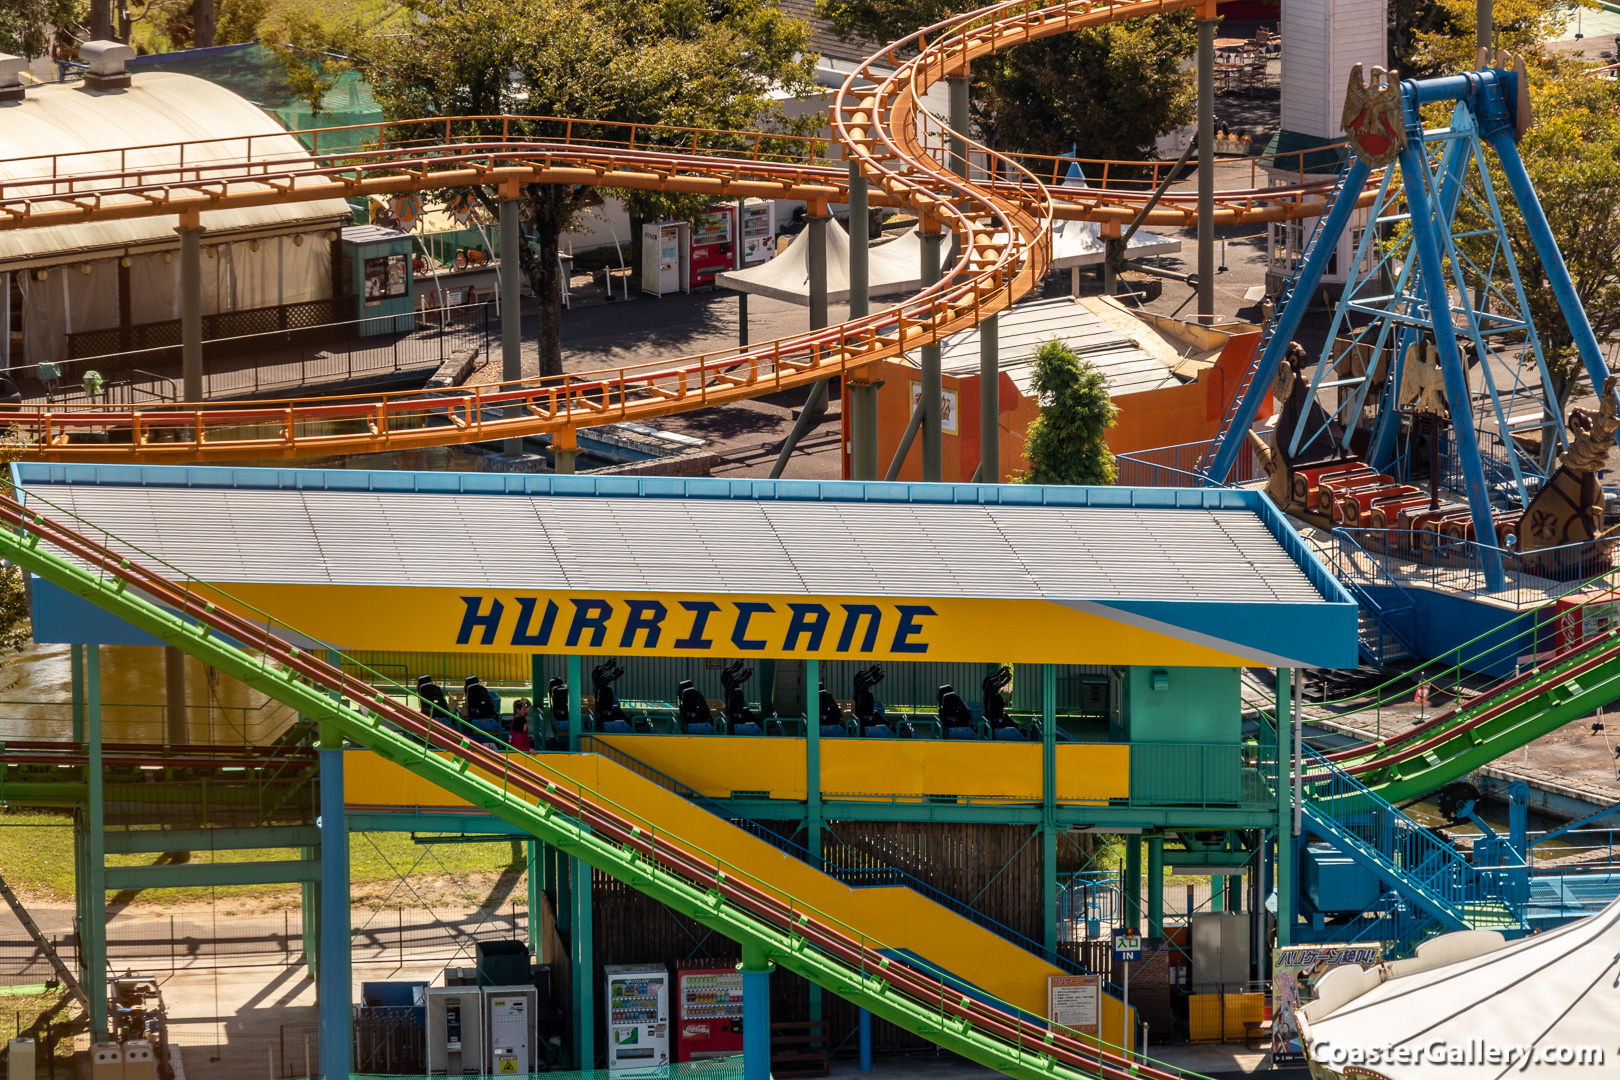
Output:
left=1016, top=338, right=1117, bottom=486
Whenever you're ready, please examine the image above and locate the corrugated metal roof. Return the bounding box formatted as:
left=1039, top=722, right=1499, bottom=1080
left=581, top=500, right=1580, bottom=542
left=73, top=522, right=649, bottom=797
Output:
left=939, top=296, right=1182, bottom=399
left=27, top=483, right=1325, bottom=604
left=0, top=71, right=351, bottom=264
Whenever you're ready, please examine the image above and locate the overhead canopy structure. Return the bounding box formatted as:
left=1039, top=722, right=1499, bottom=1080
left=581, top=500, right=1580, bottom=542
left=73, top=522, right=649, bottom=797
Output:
left=1298, top=901, right=1620, bottom=1079
left=1050, top=162, right=1182, bottom=270
left=17, top=464, right=1357, bottom=669
left=715, top=219, right=946, bottom=305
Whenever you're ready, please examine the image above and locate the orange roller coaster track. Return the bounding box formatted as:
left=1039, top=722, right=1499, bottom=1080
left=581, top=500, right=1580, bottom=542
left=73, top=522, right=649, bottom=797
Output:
left=0, top=0, right=1373, bottom=464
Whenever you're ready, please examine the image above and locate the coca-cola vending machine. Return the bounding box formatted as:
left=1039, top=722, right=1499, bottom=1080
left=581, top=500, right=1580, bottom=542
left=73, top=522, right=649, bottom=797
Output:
left=689, top=206, right=736, bottom=288
left=675, top=962, right=745, bottom=1061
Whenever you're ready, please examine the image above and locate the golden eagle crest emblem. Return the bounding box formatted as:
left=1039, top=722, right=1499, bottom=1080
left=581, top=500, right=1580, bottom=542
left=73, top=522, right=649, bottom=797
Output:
left=1340, top=63, right=1406, bottom=168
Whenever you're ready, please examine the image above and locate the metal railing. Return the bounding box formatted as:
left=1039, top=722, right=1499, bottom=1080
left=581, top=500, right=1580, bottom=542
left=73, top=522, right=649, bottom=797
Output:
left=1115, top=438, right=1265, bottom=489
left=1326, top=530, right=1416, bottom=664
left=579, top=735, right=1107, bottom=986
left=31, top=304, right=490, bottom=406
left=1330, top=527, right=1614, bottom=608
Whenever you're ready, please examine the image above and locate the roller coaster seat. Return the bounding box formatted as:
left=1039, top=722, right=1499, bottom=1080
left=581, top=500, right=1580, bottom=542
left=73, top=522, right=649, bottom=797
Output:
left=937, top=684, right=978, bottom=740
left=546, top=677, right=570, bottom=749
left=721, top=661, right=763, bottom=735
left=678, top=680, right=716, bottom=735
left=463, top=676, right=501, bottom=725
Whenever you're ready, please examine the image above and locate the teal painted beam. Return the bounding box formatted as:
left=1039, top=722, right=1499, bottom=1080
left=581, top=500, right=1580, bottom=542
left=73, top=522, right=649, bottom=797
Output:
left=104, top=825, right=320, bottom=854
left=102, top=859, right=322, bottom=890
left=1276, top=668, right=1294, bottom=947
left=346, top=811, right=531, bottom=834
left=1042, top=664, right=1057, bottom=955
left=84, top=646, right=107, bottom=1040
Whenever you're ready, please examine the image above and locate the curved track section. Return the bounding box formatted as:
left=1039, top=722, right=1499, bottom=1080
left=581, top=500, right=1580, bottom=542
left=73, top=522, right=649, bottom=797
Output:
left=0, top=491, right=1207, bottom=1080
left=0, top=0, right=1366, bottom=463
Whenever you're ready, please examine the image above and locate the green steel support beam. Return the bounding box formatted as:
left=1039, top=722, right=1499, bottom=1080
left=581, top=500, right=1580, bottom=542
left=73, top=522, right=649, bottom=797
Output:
left=1042, top=664, right=1057, bottom=954
left=1146, top=835, right=1164, bottom=939
left=527, top=840, right=542, bottom=953
left=0, top=525, right=1208, bottom=1080
left=806, top=657, right=822, bottom=867
left=1210, top=876, right=1223, bottom=913
left=70, top=643, right=84, bottom=743
left=568, top=656, right=582, bottom=754
left=573, top=855, right=594, bottom=1070
left=1123, top=838, right=1141, bottom=931
left=103, top=860, right=323, bottom=890
left=805, top=656, right=823, bottom=1038
left=301, top=843, right=318, bottom=979
left=104, top=825, right=320, bottom=855
left=84, top=645, right=106, bottom=1040
left=1276, top=668, right=1293, bottom=948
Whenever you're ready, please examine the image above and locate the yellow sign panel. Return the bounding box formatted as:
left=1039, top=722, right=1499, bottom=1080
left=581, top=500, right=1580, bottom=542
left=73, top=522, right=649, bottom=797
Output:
left=218, top=583, right=1253, bottom=666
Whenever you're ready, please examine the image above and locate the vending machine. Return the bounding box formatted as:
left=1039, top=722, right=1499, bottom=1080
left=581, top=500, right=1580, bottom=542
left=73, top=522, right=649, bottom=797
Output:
left=690, top=207, right=736, bottom=288
left=738, top=200, right=776, bottom=266
left=675, top=963, right=745, bottom=1061
left=640, top=222, right=691, bottom=297
left=482, top=986, right=538, bottom=1075
left=604, top=963, right=670, bottom=1070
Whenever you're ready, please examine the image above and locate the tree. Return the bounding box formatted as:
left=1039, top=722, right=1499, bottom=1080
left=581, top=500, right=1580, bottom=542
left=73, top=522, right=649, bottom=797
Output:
left=158, top=0, right=267, bottom=50
left=1444, top=57, right=1620, bottom=422
left=1016, top=339, right=1118, bottom=485
left=346, top=0, right=818, bottom=378
left=265, top=8, right=349, bottom=122
left=1390, top=0, right=1588, bottom=78
left=0, top=0, right=82, bottom=59
left=814, top=0, right=1195, bottom=160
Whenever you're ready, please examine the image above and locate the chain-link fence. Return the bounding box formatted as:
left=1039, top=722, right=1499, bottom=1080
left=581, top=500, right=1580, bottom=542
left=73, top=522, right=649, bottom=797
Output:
left=0, top=907, right=529, bottom=988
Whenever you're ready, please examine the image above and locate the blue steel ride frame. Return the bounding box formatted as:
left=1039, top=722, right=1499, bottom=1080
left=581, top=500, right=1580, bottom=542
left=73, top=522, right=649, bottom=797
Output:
left=1201, top=65, right=1614, bottom=594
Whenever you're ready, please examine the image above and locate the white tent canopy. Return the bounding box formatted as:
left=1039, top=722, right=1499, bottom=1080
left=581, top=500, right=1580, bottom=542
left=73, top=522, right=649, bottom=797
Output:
left=1049, top=160, right=1182, bottom=270
left=1297, top=901, right=1620, bottom=1078
left=715, top=218, right=946, bottom=306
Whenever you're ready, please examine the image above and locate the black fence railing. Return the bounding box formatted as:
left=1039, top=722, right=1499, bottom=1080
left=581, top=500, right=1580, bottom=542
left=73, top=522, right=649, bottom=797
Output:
left=30, top=303, right=490, bottom=405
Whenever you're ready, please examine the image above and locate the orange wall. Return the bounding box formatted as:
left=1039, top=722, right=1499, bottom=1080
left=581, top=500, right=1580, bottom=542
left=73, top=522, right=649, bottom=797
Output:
left=843, top=331, right=1271, bottom=481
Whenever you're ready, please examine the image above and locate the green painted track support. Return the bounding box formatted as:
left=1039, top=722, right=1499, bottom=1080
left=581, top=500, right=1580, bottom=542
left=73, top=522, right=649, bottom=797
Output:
left=0, top=512, right=1209, bottom=1080
left=1322, top=632, right=1620, bottom=807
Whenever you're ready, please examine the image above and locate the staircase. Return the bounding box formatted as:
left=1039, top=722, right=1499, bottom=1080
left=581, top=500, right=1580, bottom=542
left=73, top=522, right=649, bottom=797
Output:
left=1327, top=531, right=1416, bottom=666
left=1197, top=158, right=1358, bottom=483
left=0, top=495, right=1196, bottom=1080
left=1258, top=714, right=1526, bottom=954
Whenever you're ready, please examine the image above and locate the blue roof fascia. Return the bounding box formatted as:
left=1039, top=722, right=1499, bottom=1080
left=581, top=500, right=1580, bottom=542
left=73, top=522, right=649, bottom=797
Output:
left=13, top=462, right=1266, bottom=512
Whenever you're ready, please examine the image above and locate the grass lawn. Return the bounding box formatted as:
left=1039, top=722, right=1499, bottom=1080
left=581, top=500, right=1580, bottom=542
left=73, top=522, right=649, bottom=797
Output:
left=0, top=810, right=526, bottom=906
left=0, top=988, right=80, bottom=1076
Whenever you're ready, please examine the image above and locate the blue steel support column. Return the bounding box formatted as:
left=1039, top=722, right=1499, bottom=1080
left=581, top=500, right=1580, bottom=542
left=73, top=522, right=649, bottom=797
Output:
left=1486, top=128, right=1615, bottom=412
left=317, top=721, right=350, bottom=1080
left=1275, top=670, right=1293, bottom=946
left=84, top=646, right=106, bottom=1039
left=1042, top=665, right=1057, bottom=954
left=1397, top=137, right=1504, bottom=590
left=1202, top=158, right=1369, bottom=485
left=739, top=942, right=774, bottom=1080
left=858, top=1009, right=873, bottom=1071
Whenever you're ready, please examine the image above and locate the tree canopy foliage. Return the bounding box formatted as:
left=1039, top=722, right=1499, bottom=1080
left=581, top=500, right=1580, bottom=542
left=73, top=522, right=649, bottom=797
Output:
left=0, top=0, right=81, bottom=59
left=345, top=0, right=818, bottom=376
left=1390, top=0, right=1586, bottom=78
left=814, top=0, right=1195, bottom=160
left=1016, top=339, right=1118, bottom=486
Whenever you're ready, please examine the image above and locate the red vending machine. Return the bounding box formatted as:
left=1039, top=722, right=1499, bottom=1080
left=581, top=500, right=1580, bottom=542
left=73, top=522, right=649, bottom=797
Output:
left=675, top=962, right=745, bottom=1061
left=689, top=206, right=737, bottom=288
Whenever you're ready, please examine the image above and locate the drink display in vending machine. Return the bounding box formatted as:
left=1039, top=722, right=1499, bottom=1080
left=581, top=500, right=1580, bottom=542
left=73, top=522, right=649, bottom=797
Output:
left=675, top=964, right=745, bottom=1061
left=604, top=963, right=669, bottom=1070
left=690, top=207, right=736, bottom=287
left=738, top=200, right=776, bottom=266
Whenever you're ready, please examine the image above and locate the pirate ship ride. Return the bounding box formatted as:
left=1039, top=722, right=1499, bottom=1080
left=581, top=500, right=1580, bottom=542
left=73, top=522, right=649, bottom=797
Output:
left=1202, top=58, right=1619, bottom=610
